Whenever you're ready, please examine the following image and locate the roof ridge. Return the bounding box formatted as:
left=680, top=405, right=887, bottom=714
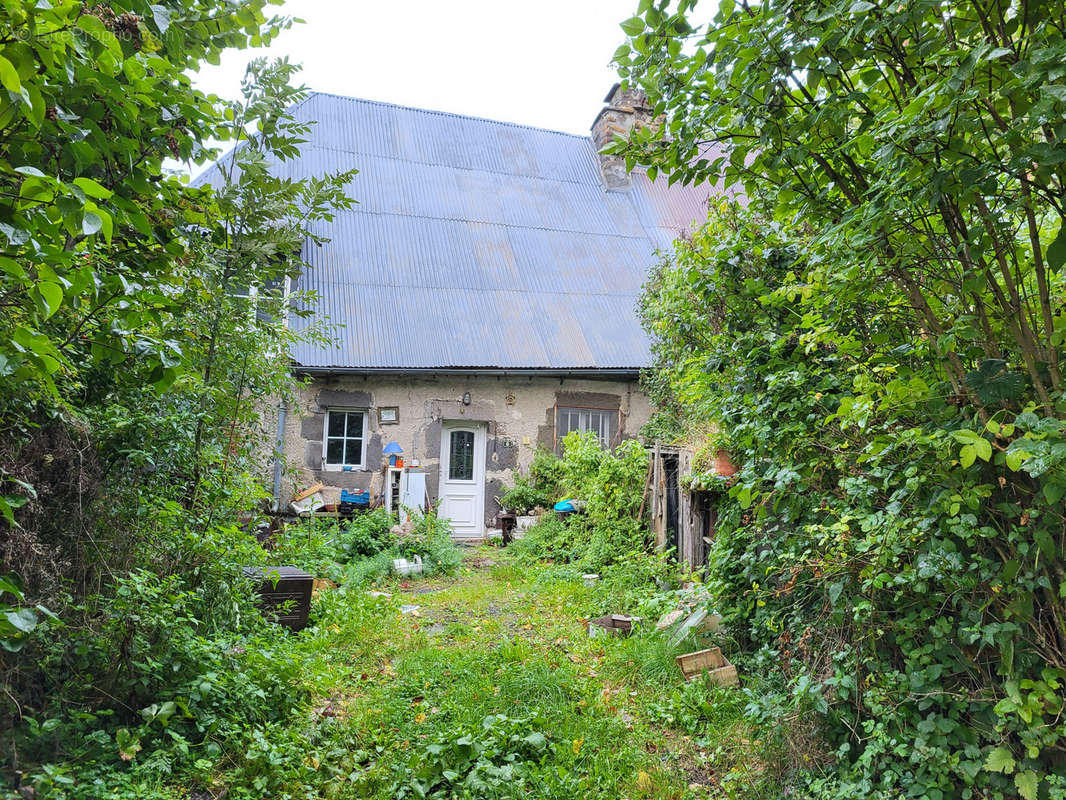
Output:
left=305, top=91, right=595, bottom=140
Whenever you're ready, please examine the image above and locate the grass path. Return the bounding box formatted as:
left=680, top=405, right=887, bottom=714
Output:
left=287, top=548, right=765, bottom=799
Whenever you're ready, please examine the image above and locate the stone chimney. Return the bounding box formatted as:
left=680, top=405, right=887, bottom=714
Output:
left=590, top=83, right=655, bottom=190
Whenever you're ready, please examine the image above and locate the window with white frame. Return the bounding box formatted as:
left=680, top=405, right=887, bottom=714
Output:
left=228, top=274, right=296, bottom=327
left=555, top=406, right=618, bottom=450
left=322, top=409, right=367, bottom=469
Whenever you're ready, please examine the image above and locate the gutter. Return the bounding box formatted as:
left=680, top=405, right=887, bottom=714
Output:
left=291, top=366, right=643, bottom=380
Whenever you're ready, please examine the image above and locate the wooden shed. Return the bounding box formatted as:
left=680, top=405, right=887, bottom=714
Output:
left=646, top=444, right=731, bottom=570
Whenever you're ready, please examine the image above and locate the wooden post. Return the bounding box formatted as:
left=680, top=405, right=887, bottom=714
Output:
left=653, top=443, right=667, bottom=551
left=637, top=455, right=653, bottom=520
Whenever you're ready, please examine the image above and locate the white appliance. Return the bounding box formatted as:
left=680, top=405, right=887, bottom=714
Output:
left=386, top=467, right=427, bottom=521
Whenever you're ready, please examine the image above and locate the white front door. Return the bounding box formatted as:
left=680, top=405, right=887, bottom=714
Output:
left=438, top=422, right=486, bottom=540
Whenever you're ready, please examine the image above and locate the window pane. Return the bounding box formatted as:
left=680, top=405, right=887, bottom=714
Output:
left=556, top=406, right=617, bottom=449
left=449, top=430, right=475, bottom=480
left=346, top=412, right=364, bottom=439
left=326, top=438, right=344, bottom=464
left=327, top=412, right=346, bottom=437
left=343, top=436, right=362, bottom=466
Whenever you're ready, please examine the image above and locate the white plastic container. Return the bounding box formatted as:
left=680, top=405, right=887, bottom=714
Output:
left=392, top=555, right=424, bottom=576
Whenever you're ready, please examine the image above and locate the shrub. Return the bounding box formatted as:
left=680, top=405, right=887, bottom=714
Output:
left=512, top=516, right=577, bottom=564
left=529, top=447, right=565, bottom=501
left=268, top=517, right=344, bottom=578
left=341, top=510, right=463, bottom=585
left=337, top=508, right=396, bottom=559
left=396, top=511, right=463, bottom=576
left=512, top=434, right=650, bottom=573
left=499, top=476, right=547, bottom=515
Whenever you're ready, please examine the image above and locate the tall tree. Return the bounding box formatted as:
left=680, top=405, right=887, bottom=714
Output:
left=0, top=1, right=289, bottom=521
left=614, top=0, right=1066, bottom=416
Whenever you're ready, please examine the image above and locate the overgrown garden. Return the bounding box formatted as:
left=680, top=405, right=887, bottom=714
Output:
left=4, top=0, right=1066, bottom=797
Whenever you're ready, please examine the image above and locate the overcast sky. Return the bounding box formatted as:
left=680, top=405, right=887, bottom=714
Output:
left=191, top=0, right=634, bottom=135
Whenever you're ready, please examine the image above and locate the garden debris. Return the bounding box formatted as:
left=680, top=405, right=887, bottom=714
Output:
left=656, top=609, right=685, bottom=630
left=582, top=573, right=599, bottom=586
left=367, top=590, right=391, bottom=598
left=400, top=604, right=420, bottom=615
left=411, top=585, right=443, bottom=595
left=586, top=614, right=641, bottom=638
left=312, top=578, right=337, bottom=598
left=668, top=608, right=708, bottom=646
left=392, top=555, right=423, bottom=576
left=663, top=608, right=723, bottom=646
left=289, top=482, right=325, bottom=515
left=291, top=482, right=324, bottom=502
left=676, top=646, right=739, bottom=686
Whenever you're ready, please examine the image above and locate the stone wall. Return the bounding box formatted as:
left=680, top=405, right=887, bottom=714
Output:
left=275, top=373, right=652, bottom=530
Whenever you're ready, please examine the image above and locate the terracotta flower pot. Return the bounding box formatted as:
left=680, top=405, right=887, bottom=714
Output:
left=713, top=451, right=737, bottom=477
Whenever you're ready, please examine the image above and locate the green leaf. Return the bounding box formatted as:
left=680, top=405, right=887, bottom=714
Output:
left=1048, top=225, right=1066, bottom=271
left=151, top=4, right=172, bottom=34
left=156, top=700, right=177, bottom=724
left=0, top=54, right=21, bottom=94
left=960, top=444, right=976, bottom=468
left=72, top=177, right=112, bottom=199
left=82, top=211, right=103, bottom=236
left=975, top=437, right=992, bottom=462
left=737, top=486, right=752, bottom=509
left=37, top=281, right=62, bottom=319
left=5, top=608, right=37, bottom=633
left=1044, top=482, right=1066, bottom=504
left=1015, top=771, right=1039, bottom=800
left=620, top=16, right=645, bottom=36
left=522, top=732, right=547, bottom=750
left=1034, top=530, right=1055, bottom=560
left=1006, top=450, right=1029, bottom=471
left=985, top=745, right=1015, bottom=774
left=966, top=359, right=1025, bottom=404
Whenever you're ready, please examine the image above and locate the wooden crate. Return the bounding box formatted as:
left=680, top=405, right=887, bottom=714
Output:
left=676, top=646, right=739, bottom=686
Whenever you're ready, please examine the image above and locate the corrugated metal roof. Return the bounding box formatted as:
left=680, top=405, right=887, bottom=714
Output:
left=197, top=93, right=711, bottom=370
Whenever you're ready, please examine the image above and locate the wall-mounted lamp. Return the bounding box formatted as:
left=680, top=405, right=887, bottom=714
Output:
left=462, top=391, right=471, bottom=406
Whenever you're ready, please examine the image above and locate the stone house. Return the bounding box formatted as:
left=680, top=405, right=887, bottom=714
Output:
left=205, top=86, right=709, bottom=539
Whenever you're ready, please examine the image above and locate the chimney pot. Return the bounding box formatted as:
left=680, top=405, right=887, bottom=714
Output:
left=590, top=83, right=655, bottom=190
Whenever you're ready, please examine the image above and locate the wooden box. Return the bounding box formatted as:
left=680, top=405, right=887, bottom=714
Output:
left=243, top=566, right=313, bottom=631
left=676, top=646, right=739, bottom=686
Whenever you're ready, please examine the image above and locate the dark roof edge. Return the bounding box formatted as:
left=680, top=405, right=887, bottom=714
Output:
left=292, top=366, right=642, bottom=380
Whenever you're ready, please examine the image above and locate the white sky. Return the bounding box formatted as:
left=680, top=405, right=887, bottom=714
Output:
left=191, top=0, right=635, bottom=134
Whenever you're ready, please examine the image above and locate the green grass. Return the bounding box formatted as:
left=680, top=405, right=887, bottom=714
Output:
left=209, top=547, right=785, bottom=799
